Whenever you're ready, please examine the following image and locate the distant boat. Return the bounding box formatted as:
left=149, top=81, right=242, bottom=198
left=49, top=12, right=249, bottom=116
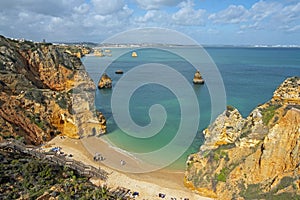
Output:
left=131, top=51, right=137, bottom=57
left=115, top=70, right=123, bottom=74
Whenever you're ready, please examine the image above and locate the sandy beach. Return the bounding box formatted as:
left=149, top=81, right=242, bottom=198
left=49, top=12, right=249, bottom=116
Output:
left=44, top=136, right=211, bottom=200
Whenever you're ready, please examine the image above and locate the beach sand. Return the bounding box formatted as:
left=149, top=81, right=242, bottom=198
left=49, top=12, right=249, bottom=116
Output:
left=44, top=136, right=211, bottom=200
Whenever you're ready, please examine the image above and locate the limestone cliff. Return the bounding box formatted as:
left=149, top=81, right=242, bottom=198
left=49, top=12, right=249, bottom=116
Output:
left=0, top=35, right=106, bottom=144
left=185, top=77, right=300, bottom=199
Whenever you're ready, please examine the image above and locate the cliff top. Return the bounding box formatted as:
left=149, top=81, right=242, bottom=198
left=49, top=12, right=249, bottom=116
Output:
left=272, top=76, right=300, bottom=104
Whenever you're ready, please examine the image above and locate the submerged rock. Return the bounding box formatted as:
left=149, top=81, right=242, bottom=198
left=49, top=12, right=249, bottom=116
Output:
left=98, top=73, right=112, bottom=89
left=185, top=77, right=300, bottom=199
left=193, top=71, right=204, bottom=84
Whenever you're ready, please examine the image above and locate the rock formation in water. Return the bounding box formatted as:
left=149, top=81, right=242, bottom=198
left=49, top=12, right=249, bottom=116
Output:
left=98, top=73, right=112, bottom=89
left=185, top=77, right=300, bottom=199
left=0, top=35, right=106, bottom=144
left=193, top=71, right=204, bottom=84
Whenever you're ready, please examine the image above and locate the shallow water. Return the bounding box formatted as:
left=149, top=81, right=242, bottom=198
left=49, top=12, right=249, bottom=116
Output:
left=83, top=47, right=300, bottom=170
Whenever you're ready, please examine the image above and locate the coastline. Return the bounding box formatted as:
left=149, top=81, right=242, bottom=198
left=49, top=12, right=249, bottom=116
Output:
left=44, top=136, right=211, bottom=200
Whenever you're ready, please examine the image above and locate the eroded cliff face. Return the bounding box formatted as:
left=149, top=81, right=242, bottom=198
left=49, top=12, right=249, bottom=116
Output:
left=0, top=35, right=106, bottom=144
left=185, top=77, right=300, bottom=199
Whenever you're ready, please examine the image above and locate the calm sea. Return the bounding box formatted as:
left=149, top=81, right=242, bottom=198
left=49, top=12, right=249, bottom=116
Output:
left=82, top=47, right=300, bottom=170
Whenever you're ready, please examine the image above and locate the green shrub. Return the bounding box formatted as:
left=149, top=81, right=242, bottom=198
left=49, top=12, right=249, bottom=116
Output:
left=274, top=176, right=294, bottom=192
left=56, top=94, right=68, bottom=109
left=261, top=105, right=280, bottom=125
left=0, top=149, right=120, bottom=200
left=216, top=167, right=229, bottom=182
left=241, top=184, right=261, bottom=199
left=212, top=147, right=229, bottom=161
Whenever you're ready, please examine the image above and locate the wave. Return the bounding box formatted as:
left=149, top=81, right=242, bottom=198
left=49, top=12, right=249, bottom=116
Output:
left=100, top=136, right=142, bottom=163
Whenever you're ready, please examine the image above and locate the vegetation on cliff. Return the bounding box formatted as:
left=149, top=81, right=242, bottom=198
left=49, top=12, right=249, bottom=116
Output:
left=0, top=35, right=106, bottom=144
left=0, top=149, right=119, bottom=200
left=185, top=77, right=300, bottom=199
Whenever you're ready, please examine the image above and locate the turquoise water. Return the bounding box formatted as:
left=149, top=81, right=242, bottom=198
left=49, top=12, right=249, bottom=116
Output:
left=82, top=47, right=300, bottom=170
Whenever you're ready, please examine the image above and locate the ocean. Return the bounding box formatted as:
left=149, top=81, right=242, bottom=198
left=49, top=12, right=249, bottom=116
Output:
left=82, top=47, right=300, bottom=170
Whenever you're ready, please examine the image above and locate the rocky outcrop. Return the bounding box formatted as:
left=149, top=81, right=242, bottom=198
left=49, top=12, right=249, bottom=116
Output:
left=201, top=106, right=246, bottom=151
left=0, top=35, right=106, bottom=144
left=185, top=77, right=300, bottom=199
left=193, top=71, right=204, bottom=84
left=61, top=45, right=91, bottom=58
left=98, top=73, right=112, bottom=89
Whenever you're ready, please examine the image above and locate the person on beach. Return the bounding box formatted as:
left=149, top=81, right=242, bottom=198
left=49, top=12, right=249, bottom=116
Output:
left=120, top=160, right=126, bottom=166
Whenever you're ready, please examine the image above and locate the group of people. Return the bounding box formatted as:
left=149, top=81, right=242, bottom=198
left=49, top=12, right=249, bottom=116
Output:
left=93, top=152, right=105, bottom=161
left=93, top=152, right=127, bottom=166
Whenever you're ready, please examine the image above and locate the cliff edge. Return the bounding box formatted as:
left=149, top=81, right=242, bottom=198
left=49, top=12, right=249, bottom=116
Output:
left=0, top=35, right=106, bottom=144
left=185, top=77, right=300, bottom=199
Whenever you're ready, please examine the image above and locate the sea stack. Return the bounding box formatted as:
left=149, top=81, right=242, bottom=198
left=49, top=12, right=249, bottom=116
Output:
left=98, top=73, right=112, bottom=89
left=131, top=51, right=137, bottom=57
left=193, top=70, right=204, bottom=84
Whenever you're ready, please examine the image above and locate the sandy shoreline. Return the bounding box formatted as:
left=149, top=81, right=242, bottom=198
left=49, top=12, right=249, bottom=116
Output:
left=44, top=136, right=211, bottom=200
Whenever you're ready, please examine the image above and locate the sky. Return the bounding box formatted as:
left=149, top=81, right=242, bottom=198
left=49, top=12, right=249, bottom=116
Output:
left=0, top=0, right=299, bottom=45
